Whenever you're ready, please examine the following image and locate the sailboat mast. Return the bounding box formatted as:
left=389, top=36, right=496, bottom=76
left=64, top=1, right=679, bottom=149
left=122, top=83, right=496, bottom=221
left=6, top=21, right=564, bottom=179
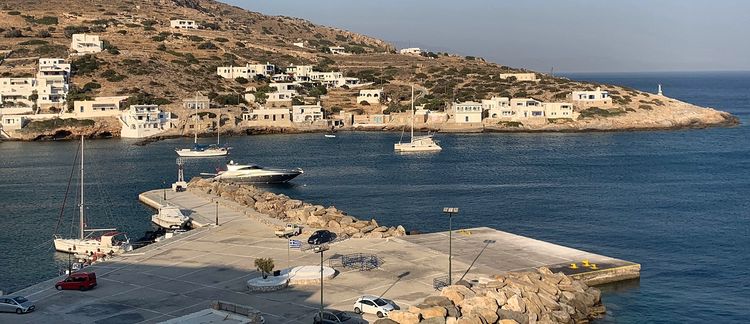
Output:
left=217, top=107, right=220, bottom=145
left=194, top=94, right=198, bottom=144
left=410, top=85, right=414, bottom=142
left=79, top=136, right=85, bottom=240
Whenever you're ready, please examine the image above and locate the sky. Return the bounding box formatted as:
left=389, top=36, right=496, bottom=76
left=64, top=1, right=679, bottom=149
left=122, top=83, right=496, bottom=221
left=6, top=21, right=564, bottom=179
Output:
left=222, top=0, right=750, bottom=73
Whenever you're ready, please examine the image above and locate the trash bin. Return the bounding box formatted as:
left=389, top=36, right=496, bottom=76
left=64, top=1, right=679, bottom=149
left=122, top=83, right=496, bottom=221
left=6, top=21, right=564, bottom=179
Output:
left=273, top=270, right=281, bottom=276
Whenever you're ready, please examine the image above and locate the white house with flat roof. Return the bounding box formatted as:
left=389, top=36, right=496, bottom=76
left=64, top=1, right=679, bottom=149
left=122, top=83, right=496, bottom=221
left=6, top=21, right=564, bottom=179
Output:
left=265, top=90, right=295, bottom=107
left=1, top=115, right=28, bottom=130
left=285, top=65, right=314, bottom=79
left=542, top=102, right=574, bottom=119
left=217, top=63, right=276, bottom=79
left=293, top=42, right=305, bottom=48
left=452, top=101, right=483, bottom=123
left=481, top=96, right=511, bottom=119
left=357, top=89, right=383, bottom=104
left=120, top=105, right=173, bottom=138
left=329, top=46, right=348, bottom=55
left=510, top=98, right=545, bottom=118
left=242, top=107, right=292, bottom=126
left=69, top=96, right=128, bottom=118
left=399, top=48, right=422, bottom=55
left=499, top=73, right=538, bottom=82
left=268, top=82, right=299, bottom=92
left=170, top=19, right=197, bottom=29
left=0, top=78, right=37, bottom=107
left=292, top=103, right=324, bottom=123
left=571, top=87, right=613, bottom=108
left=70, top=34, right=103, bottom=54
left=183, top=92, right=210, bottom=110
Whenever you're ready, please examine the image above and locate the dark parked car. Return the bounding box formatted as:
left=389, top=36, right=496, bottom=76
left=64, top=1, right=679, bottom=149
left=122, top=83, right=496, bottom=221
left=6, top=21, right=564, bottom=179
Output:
left=313, top=310, right=354, bottom=324
left=55, top=272, right=97, bottom=291
left=0, top=296, right=35, bottom=314
left=308, top=230, right=335, bottom=245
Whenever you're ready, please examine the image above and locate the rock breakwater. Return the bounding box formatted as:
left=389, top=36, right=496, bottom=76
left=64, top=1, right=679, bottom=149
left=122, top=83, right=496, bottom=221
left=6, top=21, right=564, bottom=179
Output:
left=188, top=177, right=408, bottom=239
left=385, top=267, right=605, bottom=324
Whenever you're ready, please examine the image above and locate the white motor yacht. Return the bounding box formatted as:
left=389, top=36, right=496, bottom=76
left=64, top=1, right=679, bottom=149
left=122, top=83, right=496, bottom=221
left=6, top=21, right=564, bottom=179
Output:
left=213, top=161, right=303, bottom=183
left=394, top=85, right=442, bottom=153
left=151, top=206, right=190, bottom=229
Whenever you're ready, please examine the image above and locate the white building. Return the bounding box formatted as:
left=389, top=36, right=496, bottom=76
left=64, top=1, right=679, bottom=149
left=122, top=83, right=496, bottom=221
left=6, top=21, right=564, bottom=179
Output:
left=0, top=78, right=37, bottom=107
left=499, top=73, right=538, bottom=82
left=399, top=48, right=422, bottom=55
left=170, top=19, right=197, bottom=29
left=452, top=101, right=483, bottom=123
left=268, top=82, right=299, bottom=92
left=120, top=105, right=173, bottom=138
left=571, top=87, right=613, bottom=108
left=285, top=65, right=314, bottom=79
left=357, top=89, right=384, bottom=104
left=0, top=115, right=28, bottom=130
left=293, top=42, right=305, bottom=48
left=510, top=98, right=544, bottom=118
left=183, top=92, right=210, bottom=110
left=70, top=96, right=128, bottom=118
left=329, top=46, right=348, bottom=55
left=242, top=108, right=292, bottom=126
left=541, top=102, right=574, bottom=119
left=481, top=96, right=511, bottom=118
left=265, top=90, right=296, bottom=107
left=0, top=58, right=71, bottom=108
left=70, top=34, right=103, bottom=54
left=217, top=63, right=276, bottom=79
left=292, top=103, right=324, bottom=123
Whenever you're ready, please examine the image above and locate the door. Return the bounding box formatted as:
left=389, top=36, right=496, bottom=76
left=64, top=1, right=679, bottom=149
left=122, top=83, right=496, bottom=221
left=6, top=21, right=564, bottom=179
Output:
left=0, top=298, right=13, bottom=312
left=361, top=300, right=376, bottom=313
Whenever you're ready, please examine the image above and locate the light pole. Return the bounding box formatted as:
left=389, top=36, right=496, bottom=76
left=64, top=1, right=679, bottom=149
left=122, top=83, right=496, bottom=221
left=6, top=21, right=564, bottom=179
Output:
left=443, top=207, right=459, bottom=286
left=314, top=244, right=329, bottom=322
left=215, top=201, right=219, bottom=226
left=67, top=248, right=72, bottom=275
left=162, top=179, right=167, bottom=201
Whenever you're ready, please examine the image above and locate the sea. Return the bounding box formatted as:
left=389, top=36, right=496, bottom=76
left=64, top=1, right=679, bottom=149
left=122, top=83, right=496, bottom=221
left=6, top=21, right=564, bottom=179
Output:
left=1, top=71, right=748, bottom=323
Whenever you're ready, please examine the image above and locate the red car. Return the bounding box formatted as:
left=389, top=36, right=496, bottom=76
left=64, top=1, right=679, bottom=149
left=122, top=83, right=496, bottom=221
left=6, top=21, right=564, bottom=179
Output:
left=55, top=272, right=97, bottom=291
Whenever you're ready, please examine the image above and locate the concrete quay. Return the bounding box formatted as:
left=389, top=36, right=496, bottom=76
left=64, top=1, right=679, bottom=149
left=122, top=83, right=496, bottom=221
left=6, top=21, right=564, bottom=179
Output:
left=2, top=189, right=639, bottom=324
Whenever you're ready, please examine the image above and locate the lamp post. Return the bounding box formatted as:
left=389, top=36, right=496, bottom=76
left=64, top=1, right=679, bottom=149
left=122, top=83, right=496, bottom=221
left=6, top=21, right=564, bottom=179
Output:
left=162, top=179, right=167, bottom=201
left=67, top=248, right=72, bottom=274
left=442, top=207, right=459, bottom=286
left=314, top=244, right=329, bottom=322
left=215, top=201, right=219, bottom=226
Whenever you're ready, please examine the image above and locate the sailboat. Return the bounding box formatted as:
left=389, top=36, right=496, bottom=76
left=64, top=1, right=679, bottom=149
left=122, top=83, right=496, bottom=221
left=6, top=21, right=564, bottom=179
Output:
left=53, top=136, right=132, bottom=255
left=175, top=98, right=229, bottom=157
left=394, top=85, right=442, bottom=153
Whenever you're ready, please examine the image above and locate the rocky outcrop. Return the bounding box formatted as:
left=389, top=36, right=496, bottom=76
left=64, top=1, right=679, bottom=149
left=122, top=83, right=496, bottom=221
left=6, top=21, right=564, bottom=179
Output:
left=389, top=267, right=605, bottom=324
left=188, top=177, right=407, bottom=239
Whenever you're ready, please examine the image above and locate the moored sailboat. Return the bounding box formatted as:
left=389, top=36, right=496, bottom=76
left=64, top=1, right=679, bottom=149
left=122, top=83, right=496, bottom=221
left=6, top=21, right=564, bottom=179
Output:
left=394, top=85, right=442, bottom=152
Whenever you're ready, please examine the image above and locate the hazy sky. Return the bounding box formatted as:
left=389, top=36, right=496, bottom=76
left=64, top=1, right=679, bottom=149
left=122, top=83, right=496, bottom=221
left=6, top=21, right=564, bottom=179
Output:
left=222, top=0, right=750, bottom=73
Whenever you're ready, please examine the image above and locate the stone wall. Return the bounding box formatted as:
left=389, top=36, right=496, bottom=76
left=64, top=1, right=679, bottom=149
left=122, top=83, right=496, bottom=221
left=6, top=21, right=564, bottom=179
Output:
left=385, top=267, right=605, bottom=324
left=188, top=177, right=407, bottom=239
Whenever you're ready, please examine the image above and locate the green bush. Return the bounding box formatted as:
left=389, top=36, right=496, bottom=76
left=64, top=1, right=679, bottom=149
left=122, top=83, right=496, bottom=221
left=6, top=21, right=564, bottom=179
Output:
left=638, top=104, right=653, bottom=110
left=36, top=30, right=51, bottom=38
left=24, top=16, right=58, bottom=25
left=578, top=107, right=626, bottom=119
left=7, top=11, right=21, bottom=16
left=72, top=55, right=101, bottom=75
left=82, top=82, right=101, bottom=92
left=498, top=121, right=523, bottom=127
left=116, top=29, right=127, bottom=35
left=34, top=44, right=67, bottom=56
left=24, top=118, right=95, bottom=132
left=197, top=42, right=217, bottom=50
left=214, top=37, right=228, bottom=42
left=188, top=35, right=204, bottom=42
left=4, top=29, right=23, bottom=38
left=254, top=258, right=275, bottom=279
left=235, top=77, right=249, bottom=84
left=100, top=69, right=127, bottom=82
left=19, top=39, right=48, bottom=46
left=63, top=25, right=89, bottom=38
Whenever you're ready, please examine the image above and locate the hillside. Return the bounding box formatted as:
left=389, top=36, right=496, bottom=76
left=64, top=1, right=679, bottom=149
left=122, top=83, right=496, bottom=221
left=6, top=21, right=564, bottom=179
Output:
left=0, top=0, right=738, bottom=139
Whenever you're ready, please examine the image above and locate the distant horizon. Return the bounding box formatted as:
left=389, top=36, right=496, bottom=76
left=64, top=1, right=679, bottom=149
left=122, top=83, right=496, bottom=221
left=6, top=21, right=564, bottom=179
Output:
left=222, top=0, right=750, bottom=73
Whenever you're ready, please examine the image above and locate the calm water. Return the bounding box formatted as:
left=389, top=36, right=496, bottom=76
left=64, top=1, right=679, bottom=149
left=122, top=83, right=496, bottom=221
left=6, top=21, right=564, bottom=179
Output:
left=1, top=72, right=749, bottom=323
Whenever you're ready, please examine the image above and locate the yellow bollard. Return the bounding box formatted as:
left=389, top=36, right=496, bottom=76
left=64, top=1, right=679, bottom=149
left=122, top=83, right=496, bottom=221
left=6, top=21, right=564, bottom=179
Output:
left=590, top=264, right=598, bottom=270
left=582, top=259, right=590, bottom=267
left=570, top=263, right=578, bottom=269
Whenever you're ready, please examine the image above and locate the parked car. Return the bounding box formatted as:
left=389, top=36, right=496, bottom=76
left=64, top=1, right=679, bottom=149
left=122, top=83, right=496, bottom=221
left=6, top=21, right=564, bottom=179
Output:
left=353, top=295, right=396, bottom=318
left=275, top=223, right=302, bottom=238
left=308, top=230, right=334, bottom=245
left=313, top=310, right=354, bottom=324
left=55, top=272, right=97, bottom=291
left=0, top=296, right=35, bottom=314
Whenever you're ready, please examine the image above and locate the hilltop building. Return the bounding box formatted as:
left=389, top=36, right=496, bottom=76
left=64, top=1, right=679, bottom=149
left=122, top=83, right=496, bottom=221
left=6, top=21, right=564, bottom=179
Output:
left=70, top=34, right=103, bottom=54
left=120, top=105, right=173, bottom=138
left=357, top=89, right=384, bottom=104
left=292, top=103, right=324, bottom=123
left=170, top=19, right=197, bottom=29
left=399, top=48, right=422, bottom=55
left=329, top=46, right=349, bottom=55
left=70, top=96, right=128, bottom=118
left=183, top=92, right=211, bottom=110
left=499, top=73, right=538, bottom=82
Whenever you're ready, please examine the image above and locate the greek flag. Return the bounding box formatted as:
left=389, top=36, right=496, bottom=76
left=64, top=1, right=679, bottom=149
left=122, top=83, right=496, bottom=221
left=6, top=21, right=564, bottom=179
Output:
left=288, top=239, right=301, bottom=249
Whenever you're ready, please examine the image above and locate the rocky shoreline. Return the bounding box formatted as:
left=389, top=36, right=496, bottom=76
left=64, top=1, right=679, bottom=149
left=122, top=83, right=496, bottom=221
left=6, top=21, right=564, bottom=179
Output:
left=385, top=267, right=605, bottom=324
left=188, top=177, right=408, bottom=239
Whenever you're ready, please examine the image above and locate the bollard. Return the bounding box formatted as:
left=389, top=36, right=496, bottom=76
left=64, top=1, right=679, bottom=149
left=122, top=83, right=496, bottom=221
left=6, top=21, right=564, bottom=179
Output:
left=582, top=259, right=590, bottom=267
left=570, top=263, right=578, bottom=269
left=590, top=264, right=598, bottom=270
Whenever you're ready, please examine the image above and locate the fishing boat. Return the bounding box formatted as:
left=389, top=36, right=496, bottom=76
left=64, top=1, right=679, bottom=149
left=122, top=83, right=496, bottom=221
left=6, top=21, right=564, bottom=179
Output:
left=176, top=99, right=229, bottom=157
left=151, top=206, right=190, bottom=229
left=209, top=161, right=303, bottom=183
left=394, top=85, right=442, bottom=153
left=53, top=136, right=132, bottom=255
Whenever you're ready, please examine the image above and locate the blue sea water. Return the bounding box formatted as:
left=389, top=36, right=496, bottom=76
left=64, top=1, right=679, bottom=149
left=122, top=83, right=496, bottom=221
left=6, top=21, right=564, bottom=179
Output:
left=0, top=71, right=748, bottom=323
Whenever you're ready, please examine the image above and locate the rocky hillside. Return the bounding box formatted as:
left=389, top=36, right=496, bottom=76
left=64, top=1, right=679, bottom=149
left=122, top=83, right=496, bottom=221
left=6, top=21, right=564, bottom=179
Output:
left=0, top=0, right=739, bottom=137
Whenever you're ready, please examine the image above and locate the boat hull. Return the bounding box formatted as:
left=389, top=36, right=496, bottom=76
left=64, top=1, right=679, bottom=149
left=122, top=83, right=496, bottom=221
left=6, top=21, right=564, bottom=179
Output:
left=394, top=143, right=443, bottom=152
left=175, top=149, right=228, bottom=157
left=151, top=215, right=189, bottom=229
left=53, top=238, right=131, bottom=255
left=216, top=171, right=302, bottom=184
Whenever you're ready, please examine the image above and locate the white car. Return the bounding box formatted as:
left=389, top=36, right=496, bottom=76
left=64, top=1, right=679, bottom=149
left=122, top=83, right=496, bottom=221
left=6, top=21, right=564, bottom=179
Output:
left=0, top=296, right=35, bottom=314
left=353, top=295, right=396, bottom=318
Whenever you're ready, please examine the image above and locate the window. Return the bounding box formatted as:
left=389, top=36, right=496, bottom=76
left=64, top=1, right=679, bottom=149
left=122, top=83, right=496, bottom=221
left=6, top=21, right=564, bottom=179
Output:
left=465, top=116, right=469, bottom=122
left=532, top=111, right=543, bottom=116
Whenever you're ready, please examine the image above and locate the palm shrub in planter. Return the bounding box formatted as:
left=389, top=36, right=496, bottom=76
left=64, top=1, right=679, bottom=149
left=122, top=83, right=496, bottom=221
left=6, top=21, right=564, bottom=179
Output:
left=255, top=258, right=275, bottom=279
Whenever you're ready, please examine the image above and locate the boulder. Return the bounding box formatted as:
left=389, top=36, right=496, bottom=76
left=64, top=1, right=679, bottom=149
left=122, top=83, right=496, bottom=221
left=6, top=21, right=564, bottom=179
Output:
left=469, top=307, right=498, bottom=324
left=306, top=214, right=323, bottom=226
left=522, top=297, right=541, bottom=318
left=373, top=226, right=388, bottom=232
left=585, top=287, right=601, bottom=304
left=499, top=320, right=520, bottom=324
left=445, top=317, right=458, bottom=324
left=420, top=316, right=446, bottom=324
left=365, top=231, right=384, bottom=239
left=455, top=315, right=483, bottom=324
left=374, top=319, right=399, bottom=324
left=419, top=306, right=447, bottom=319
left=395, top=225, right=407, bottom=236
left=486, top=289, right=508, bottom=306
left=423, top=296, right=455, bottom=308
left=496, top=309, right=528, bottom=324
left=327, top=220, right=342, bottom=232
left=501, top=295, right=525, bottom=313
left=340, top=216, right=355, bottom=225
left=389, top=310, right=420, bottom=324
left=550, top=310, right=571, bottom=323
left=360, top=224, right=377, bottom=234
left=343, top=226, right=360, bottom=236
left=459, top=296, right=498, bottom=315
left=441, top=285, right=475, bottom=305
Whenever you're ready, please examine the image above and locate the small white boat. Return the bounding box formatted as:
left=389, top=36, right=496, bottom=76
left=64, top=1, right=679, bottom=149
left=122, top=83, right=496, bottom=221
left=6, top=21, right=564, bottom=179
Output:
left=212, top=161, right=303, bottom=183
left=324, top=134, right=336, bottom=138
left=394, top=85, right=442, bottom=153
left=151, top=206, right=190, bottom=229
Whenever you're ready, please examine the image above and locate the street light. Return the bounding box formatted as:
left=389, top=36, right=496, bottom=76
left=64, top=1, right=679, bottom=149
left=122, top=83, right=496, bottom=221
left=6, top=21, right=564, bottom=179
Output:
left=313, top=244, right=330, bottom=322
left=68, top=248, right=72, bottom=275
left=442, top=207, right=459, bottom=285
left=162, top=179, right=167, bottom=201
left=215, top=201, right=219, bottom=226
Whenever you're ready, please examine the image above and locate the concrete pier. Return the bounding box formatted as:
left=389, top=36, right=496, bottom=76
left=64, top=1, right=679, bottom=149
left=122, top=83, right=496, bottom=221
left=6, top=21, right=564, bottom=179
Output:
left=2, top=189, right=639, bottom=324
